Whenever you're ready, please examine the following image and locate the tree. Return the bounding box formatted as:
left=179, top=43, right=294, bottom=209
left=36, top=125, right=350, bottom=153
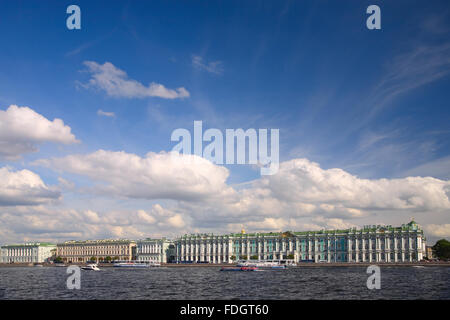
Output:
left=250, top=255, right=258, bottom=260
left=230, top=255, right=236, bottom=261
left=433, top=239, right=450, bottom=260
left=54, top=256, right=63, bottom=263
left=286, top=254, right=295, bottom=260
left=105, top=256, right=112, bottom=263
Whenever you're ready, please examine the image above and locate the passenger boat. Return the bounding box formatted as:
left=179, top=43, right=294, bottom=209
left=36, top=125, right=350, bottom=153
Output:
left=236, top=260, right=287, bottom=269
left=113, top=261, right=161, bottom=268
left=81, top=263, right=100, bottom=271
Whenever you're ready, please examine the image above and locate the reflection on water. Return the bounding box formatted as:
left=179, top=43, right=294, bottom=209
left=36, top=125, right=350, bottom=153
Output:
left=0, top=266, right=449, bottom=300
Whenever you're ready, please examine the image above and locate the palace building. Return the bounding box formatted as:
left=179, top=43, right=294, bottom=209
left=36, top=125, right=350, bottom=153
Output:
left=174, top=220, right=426, bottom=263
left=0, top=243, right=56, bottom=264
left=136, top=238, right=175, bottom=263
left=56, top=239, right=136, bottom=263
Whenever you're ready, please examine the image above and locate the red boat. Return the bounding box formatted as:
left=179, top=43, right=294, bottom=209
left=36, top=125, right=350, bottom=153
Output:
left=220, top=266, right=259, bottom=271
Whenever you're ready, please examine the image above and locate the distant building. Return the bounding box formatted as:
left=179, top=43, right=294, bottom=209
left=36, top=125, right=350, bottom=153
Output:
left=1, top=243, right=56, bottom=263
left=174, top=221, right=426, bottom=263
left=136, top=238, right=174, bottom=263
left=56, top=239, right=136, bottom=263
left=426, top=246, right=434, bottom=260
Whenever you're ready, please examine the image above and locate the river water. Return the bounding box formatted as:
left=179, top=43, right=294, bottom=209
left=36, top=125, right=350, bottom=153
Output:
left=0, top=266, right=448, bottom=300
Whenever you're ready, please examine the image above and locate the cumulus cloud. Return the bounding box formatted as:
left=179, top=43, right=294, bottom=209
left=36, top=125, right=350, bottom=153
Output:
left=192, top=55, right=224, bottom=75
left=137, top=209, right=156, bottom=224
left=22, top=153, right=450, bottom=243
left=137, top=205, right=187, bottom=229
left=0, top=167, right=60, bottom=206
left=0, top=204, right=190, bottom=244
left=0, top=105, right=79, bottom=160
left=82, top=61, right=190, bottom=99
left=167, top=214, right=186, bottom=228
left=260, top=158, right=450, bottom=211
left=165, top=158, right=450, bottom=234
left=312, top=217, right=358, bottom=230
left=34, top=150, right=233, bottom=201
left=424, top=224, right=450, bottom=238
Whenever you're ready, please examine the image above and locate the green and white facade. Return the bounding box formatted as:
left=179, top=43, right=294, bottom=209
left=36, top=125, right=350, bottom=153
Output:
left=136, top=238, right=174, bottom=263
left=174, top=221, right=426, bottom=263
left=0, top=242, right=56, bottom=263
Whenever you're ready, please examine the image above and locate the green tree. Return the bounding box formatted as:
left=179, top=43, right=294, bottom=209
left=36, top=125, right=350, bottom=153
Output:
left=54, top=256, right=63, bottom=263
left=286, top=254, right=295, bottom=260
left=432, top=239, right=450, bottom=260
left=89, top=256, right=97, bottom=262
left=105, top=256, right=112, bottom=263
left=230, top=255, right=236, bottom=261
left=250, top=255, right=258, bottom=260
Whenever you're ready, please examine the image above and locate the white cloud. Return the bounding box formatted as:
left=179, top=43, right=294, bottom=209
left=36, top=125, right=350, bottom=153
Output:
left=137, top=209, right=156, bottom=224
left=424, top=224, right=450, bottom=238
left=35, top=150, right=233, bottom=201
left=167, top=214, right=185, bottom=228
left=403, top=156, right=450, bottom=180
left=0, top=167, right=60, bottom=206
left=20, top=153, right=450, bottom=243
left=82, top=61, right=190, bottom=99
left=57, top=177, right=75, bottom=191
left=0, top=207, right=143, bottom=243
left=0, top=105, right=79, bottom=160
left=166, top=158, right=450, bottom=235
left=261, top=158, right=450, bottom=211
left=312, top=217, right=358, bottom=230
left=97, top=109, right=116, bottom=117
left=0, top=204, right=191, bottom=244
left=192, top=55, right=224, bottom=75
left=84, top=210, right=102, bottom=223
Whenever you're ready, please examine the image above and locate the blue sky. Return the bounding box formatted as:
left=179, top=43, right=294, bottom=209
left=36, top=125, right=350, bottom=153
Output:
left=0, top=0, right=449, bottom=243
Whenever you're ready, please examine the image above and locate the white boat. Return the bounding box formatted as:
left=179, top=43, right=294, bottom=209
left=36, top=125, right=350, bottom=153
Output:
left=54, top=263, right=67, bottom=267
left=236, top=260, right=287, bottom=269
left=81, top=263, right=100, bottom=271
left=113, top=261, right=161, bottom=268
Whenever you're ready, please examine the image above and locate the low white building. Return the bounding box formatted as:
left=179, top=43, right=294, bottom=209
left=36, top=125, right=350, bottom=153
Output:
left=136, top=238, right=174, bottom=263
left=1, top=243, right=56, bottom=263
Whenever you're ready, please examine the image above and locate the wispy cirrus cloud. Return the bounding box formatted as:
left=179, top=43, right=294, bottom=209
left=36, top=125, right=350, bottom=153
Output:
left=81, top=61, right=190, bottom=99
left=368, top=43, right=450, bottom=116
left=97, top=109, right=116, bottom=118
left=192, top=55, right=224, bottom=75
